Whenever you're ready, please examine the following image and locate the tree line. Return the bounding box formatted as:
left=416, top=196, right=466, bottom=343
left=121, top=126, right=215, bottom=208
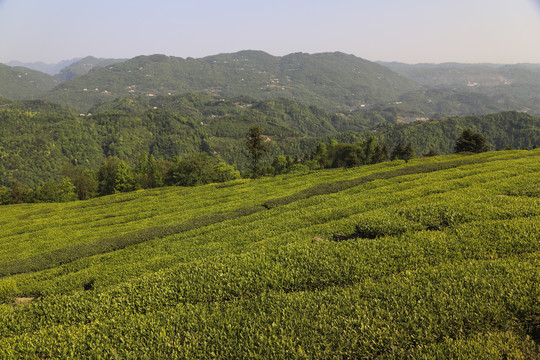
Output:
left=2, top=94, right=538, bottom=189
left=0, top=127, right=523, bottom=205
left=0, top=153, right=240, bottom=205
left=248, top=127, right=492, bottom=177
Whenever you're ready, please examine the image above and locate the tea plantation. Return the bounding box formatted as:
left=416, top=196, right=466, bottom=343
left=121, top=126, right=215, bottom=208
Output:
left=0, top=150, right=538, bottom=358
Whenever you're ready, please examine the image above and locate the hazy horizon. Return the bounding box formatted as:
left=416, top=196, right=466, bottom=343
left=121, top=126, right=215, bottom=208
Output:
left=1, top=0, right=540, bottom=65
left=5, top=51, right=540, bottom=68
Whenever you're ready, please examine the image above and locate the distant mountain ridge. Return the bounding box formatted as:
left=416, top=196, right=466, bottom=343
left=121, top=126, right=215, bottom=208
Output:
left=6, top=58, right=81, bottom=75
left=42, top=51, right=420, bottom=111
left=1, top=51, right=540, bottom=117
left=380, top=61, right=540, bottom=114
left=55, top=56, right=127, bottom=82
left=379, top=61, right=540, bottom=88
left=4, top=56, right=126, bottom=81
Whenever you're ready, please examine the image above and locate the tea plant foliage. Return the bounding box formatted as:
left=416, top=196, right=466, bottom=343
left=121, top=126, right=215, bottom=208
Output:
left=0, top=150, right=538, bottom=358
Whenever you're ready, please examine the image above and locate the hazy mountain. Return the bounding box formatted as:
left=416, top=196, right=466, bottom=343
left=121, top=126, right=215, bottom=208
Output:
left=385, top=88, right=517, bottom=119
left=379, top=62, right=539, bottom=87
left=379, top=62, right=540, bottom=114
left=55, top=56, right=127, bottom=82
left=5, top=51, right=539, bottom=117
left=6, top=58, right=81, bottom=75
left=0, top=63, right=59, bottom=99
left=42, top=51, right=420, bottom=111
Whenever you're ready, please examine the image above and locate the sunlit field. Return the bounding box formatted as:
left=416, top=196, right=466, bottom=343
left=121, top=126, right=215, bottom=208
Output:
left=0, top=150, right=538, bottom=358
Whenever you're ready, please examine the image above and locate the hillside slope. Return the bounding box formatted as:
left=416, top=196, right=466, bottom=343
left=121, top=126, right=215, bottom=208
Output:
left=42, top=51, right=419, bottom=111
left=0, top=64, right=58, bottom=99
left=6, top=58, right=80, bottom=76
left=55, top=56, right=127, bottom=82
left=375, top=111, right=540, bottom=154
left=1, top=92, right=539, bottom=187
left=0, top=150, right=539, bottom=358
left=381, top=62, right=540, bottom=114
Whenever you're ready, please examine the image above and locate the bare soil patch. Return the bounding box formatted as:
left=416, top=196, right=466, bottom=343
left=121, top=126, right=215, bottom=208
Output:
left=14, top=297, right=35, bottom=305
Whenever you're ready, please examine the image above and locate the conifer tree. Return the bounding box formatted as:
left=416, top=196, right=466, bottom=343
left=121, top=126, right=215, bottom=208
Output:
left=245, top=126, right=269, bottom=179
left=402, top=142, right=416, bottom=162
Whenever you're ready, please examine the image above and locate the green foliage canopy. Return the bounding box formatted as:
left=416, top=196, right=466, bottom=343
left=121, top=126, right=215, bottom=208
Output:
left=454, top=129, right=490, bottom=153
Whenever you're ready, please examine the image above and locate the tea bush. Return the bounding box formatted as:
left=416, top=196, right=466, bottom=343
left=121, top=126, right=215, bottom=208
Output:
left=0, top=149, right=538, bottom=358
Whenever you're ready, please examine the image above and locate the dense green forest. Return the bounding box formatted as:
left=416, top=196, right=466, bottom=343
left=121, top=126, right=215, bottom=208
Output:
left=1, top=92, right=539, bottom=189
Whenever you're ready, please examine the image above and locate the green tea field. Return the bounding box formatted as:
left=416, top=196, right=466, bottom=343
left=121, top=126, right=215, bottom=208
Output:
left=0, top=150, right=539, bottom=358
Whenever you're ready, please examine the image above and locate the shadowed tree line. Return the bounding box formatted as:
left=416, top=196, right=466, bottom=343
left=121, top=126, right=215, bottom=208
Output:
left=0, top=128, right=525, bottom=206
left=0, top=153, right=240, bottom=205
left=246, top=127, right=494, bottom=178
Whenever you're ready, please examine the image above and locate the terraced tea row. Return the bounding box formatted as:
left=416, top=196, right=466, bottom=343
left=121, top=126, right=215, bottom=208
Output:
left=0, top=150, right=538, bottom=358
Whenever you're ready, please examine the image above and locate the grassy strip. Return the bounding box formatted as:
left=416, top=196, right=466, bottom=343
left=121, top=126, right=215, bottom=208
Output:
left=0, top=206, right=265, bottom=277
left=1, top=153, right=534, bottom=277
left=263, top=156, right=495, bottom=208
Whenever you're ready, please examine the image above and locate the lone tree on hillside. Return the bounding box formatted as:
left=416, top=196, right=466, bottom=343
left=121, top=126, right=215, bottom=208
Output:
left=402, top=143, right=416, bottom=163
left=245, top=125, right=269, bottom=179
left=391, top=142, right=416, bottom=163
left=454, top=129, right=489, bottom=153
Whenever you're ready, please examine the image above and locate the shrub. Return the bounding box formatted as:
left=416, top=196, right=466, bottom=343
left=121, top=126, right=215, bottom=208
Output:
left=0, top=279, right=19, bottom=303
left=353, top=213, right=423, bottom=238
left=398, top=204, right=467, bottom=230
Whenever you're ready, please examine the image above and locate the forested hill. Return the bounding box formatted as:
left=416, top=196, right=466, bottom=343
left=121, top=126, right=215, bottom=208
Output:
left=3, top=51, right=539, bottom=118
left=41, top=51, right=419, bottom=111
left=372, top=111, right=540, bottom=155
left=380, top=62, right=540, bottom=114
left=55, top=56, right=127, bottom=82
left=0, top=64, right=59, bottom=100
left=0, top=94, right=372, bottom=186
left=0, top=91, right=538, bottom=187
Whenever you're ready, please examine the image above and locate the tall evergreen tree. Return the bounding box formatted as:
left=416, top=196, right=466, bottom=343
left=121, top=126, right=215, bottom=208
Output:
left=391, top=142, right=416, bottom=162
left=402, top=143, right=416, bottom=163
left=135, top=153, right=166, bottom=189
left=245, top=126, right=269, bottom=179
left=390, top=143, right=406, bottom=161
left=98, top=157, right=135, bottom=195
left=372, top=143, right=389, bottom=164
left=271, top=155, right=288, bottom=175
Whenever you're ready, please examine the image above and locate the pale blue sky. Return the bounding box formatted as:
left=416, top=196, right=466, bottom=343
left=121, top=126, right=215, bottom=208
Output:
left=1, top=0, right=540, bottom=64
